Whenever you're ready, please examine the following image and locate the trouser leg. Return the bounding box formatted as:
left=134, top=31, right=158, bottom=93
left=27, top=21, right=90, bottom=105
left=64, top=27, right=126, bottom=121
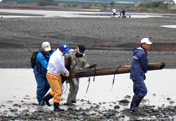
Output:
left=46, top=72, right=62, bottom=103
left=71, top=78, right=79, bottom=102
left=130, top=83, right=138, bottom=110
left=131, top=79, right=147, bottom=112
left=66, top=78, right=79, bottom=103
left=46, top=72, right=64, bottom=111
left=36, top=86, right=45, bottom=106
left=34, top=74, right=46, bottom=106
left=66, top=82, right=74, bottom=104
left=43, top=79, right=50, bottom=95
left=132, top=79, right=147, bottom=100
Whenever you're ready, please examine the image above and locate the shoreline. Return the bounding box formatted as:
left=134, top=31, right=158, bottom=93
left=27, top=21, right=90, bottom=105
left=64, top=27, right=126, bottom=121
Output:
left=1, top=9, right=176, bottom=18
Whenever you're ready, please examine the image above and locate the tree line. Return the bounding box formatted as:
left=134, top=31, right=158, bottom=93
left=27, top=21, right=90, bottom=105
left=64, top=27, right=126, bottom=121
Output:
left=37, top=0, right=168, bottom=10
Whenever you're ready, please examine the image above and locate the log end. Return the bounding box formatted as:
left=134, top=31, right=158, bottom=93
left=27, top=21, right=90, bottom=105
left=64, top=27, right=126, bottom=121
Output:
left=159, top=62, right=166, bottom=69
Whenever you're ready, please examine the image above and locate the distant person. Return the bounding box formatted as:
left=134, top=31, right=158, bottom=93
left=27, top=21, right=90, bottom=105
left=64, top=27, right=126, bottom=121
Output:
left=130, top=38, right=152, bottom=113
left=43, top=44, right=70, bottom=111
left=120, top=9, right=126, bottom=18
left=33, top=42, right=53, bottom=106
left=112, top=8, right=116, bottom=17
left=64, top=45, right=89, bottom=105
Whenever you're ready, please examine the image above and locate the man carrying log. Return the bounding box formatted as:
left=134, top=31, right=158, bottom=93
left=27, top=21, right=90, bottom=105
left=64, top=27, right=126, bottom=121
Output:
left=64, top=45, right=89, bottom=105
left=42, top=44, right=70, bottom=111
left=130, top=38, right=152, bottom=113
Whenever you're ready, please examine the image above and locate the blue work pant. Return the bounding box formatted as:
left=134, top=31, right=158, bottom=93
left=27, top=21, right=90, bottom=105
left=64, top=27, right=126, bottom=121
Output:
left=34, top=73, right=50, bottom=106
left=132, top=79, right=147, bottom=98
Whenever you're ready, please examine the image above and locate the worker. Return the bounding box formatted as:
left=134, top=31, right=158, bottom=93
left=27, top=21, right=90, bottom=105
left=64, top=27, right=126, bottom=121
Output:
left=112, top=8, right=116, bottom=17
left=33, top=41, right=53, bottom=106
left=120, top=8, right=125, bottom=18
left=43, top=43, right=70, bottom=111
left=64, top=45, right=89, bottom=105
left=130, top=38, right=152, bottom=113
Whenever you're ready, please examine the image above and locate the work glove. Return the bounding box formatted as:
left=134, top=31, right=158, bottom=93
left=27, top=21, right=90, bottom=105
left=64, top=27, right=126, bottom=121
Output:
left=62, top=70, right=69, bottom=77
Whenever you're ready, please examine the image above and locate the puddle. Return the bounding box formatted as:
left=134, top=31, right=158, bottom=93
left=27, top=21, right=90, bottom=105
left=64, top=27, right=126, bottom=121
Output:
left=160, top=25, right=176, bottom=28
left=130, top=14, right=162, bottom=18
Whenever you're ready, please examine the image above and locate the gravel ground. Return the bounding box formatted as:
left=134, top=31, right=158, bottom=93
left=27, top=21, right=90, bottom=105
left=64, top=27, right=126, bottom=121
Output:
left=0, top=16, right=176, bottom=69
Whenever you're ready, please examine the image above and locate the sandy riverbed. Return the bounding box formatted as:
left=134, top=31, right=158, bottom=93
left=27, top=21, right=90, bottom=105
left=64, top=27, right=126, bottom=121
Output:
left=1, top=68, right=176, bottom=120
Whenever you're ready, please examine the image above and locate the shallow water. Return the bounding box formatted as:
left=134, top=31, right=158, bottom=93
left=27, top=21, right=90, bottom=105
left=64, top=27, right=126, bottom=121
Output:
left=0, top=68, right=176, bottom=116
left=161, top=25, right=176, bottom=28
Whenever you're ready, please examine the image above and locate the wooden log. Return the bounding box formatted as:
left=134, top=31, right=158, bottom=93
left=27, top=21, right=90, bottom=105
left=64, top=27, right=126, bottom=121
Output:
left=70, top=62, right=165, bottom=78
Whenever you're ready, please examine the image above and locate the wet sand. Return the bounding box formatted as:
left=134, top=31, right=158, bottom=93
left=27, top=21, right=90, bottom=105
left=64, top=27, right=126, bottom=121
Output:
left=1, top=69, right=176, bottom=120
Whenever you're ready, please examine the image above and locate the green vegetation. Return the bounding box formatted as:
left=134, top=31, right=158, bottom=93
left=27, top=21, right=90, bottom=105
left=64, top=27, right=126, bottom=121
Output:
left=110, top=1, right=115, bottom=8
left=138, top=1, right=168, bottom=9
left=72, top=3, right=76, bottom=7
left=101, top=4, right=107, bottom=9
left=38, top=0, right=57, bottom=6
left=1, top=0, right=175, bottom=13
left=81, top=4, right=92, bottom=9
left=94, top=4, right=98, bottom=7
left=67, top=3, right=71, bottom=7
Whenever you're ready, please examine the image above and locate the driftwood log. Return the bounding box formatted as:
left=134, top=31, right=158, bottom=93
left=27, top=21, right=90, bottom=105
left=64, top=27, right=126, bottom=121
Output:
left=70, top=62, right=165, bottom=78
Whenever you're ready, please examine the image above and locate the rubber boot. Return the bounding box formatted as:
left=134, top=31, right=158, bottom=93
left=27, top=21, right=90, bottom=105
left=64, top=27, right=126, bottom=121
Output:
left=131, top=95, right=143, bottom=113
left=42, top=93, right=53, bottom=106
left=54, top=103, right=64, bottom=112
left=131, top=104, right=140, bottom=112
left=71, top=101, right=76, bottom=103
left=130, top=97, right=135, bottom=111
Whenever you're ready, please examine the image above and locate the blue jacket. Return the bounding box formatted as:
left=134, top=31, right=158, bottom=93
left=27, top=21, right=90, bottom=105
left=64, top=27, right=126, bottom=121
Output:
left=130, top=47, right=148, bottom=81
left=34, top=50, right=53, bottom=77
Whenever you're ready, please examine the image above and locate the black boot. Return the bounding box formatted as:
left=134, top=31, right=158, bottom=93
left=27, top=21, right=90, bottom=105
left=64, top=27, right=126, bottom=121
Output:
left=71, top=101, right=76, bottom=103
left=135, top=95, right=143, bottom=107
left=130, top=97, right=135, bottom=111
left=42, top=93, right=53, bottom=106
left=131, top=95, right=143, bottom=112
left=54, top=103, right=64, bottom=112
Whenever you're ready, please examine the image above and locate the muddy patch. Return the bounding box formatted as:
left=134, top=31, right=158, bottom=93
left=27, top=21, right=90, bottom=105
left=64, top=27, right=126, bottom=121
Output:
left=1, top=97, right=176, bottom=120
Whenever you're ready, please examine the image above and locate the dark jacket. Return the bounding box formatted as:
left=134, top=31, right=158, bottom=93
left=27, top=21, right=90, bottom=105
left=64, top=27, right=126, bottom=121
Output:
left=130, top=47, right=148, bottom=81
